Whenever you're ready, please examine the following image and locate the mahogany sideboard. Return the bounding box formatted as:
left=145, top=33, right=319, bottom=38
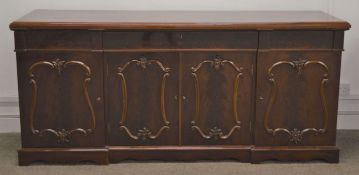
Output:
left=9, top=10, right=351, bottom=165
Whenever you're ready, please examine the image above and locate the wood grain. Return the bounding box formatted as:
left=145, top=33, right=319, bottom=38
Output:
left=10, top=10, right=351, bottom=30
left=11, top=10, right=350, bottom=165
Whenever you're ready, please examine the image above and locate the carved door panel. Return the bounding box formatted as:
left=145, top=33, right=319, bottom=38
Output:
left=255, top=51, right=341, bottom=146
left=181, top=52, right=255, bottom=145
left=106, top=52, right=179, bottom=146
left=18, top=52, right=105, bottom=148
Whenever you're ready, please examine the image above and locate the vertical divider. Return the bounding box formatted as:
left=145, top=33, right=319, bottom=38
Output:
left=178, top=52, right=183, bottom=146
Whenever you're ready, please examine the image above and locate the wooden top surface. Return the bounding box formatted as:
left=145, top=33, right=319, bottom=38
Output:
left=10, top=10, right=351, bottom=30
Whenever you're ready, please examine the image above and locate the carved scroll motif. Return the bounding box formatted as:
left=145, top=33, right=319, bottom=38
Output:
left=191, top=58, right=243, bottom=140
left=264, top=59, right=329, bottom=143
left=28, top=59, right=96, bottom=143
left=117, top=58, right=171, bottom=141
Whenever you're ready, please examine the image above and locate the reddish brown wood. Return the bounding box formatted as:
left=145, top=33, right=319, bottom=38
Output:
left=181, top=51, right=255, bottom=145
left=18, top=52, right=105, bottom=148
left=18, top=148, right=109, bottom=165
left=255, top=51, right=341, bottom=146
left=178, top=31, right=258, bottom=49
left=11, top=10, right=350, bottom=165
left=105, top=52, right=179, bottom=146
left=9, top=10, right=350, bottom=30
left=258, top=31, right=334, bottom=49
left=251, top=146, right=339, bottom=163
left=109, top=146, right=251, bottom=162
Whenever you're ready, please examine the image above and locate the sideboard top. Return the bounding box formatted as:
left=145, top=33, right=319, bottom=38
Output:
left=10, top=10, right=351, bottom=30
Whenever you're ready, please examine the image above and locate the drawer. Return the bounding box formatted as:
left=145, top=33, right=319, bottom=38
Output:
left=103, top=31, right=258, bottom=49
left=103, top=31, right=180, bottom=49
left=179, top=31, right=258, bottom=49
left=22, top=30, right=101, bottom=50
left=259, top=31, right=334, bottom=49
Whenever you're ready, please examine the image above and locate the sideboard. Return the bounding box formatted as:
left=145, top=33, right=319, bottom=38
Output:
left=9, top=10, right=351, bottom=165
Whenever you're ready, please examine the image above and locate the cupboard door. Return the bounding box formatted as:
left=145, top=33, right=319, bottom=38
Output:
left=106, top=52, right=179, bottom=146
left=255, top=51, right=341, bottom=146
left=18, top=52, right=105, bottom=147
left=182, top=52, right=255, bottom=145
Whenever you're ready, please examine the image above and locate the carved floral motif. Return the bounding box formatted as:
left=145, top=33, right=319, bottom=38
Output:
left=51, top=59, right=66, bottom=75
left=208, top=127, right=224, bottom=140
left=289, top=128, right=303, bottom=144
left=292, top=59, right=307, bottom=75
left=137, top=127, right=152, bottom=141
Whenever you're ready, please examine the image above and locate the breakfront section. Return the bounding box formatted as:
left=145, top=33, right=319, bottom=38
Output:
left=251, top=31, right=345, bottom=163
left=15, top=30, right=108, bottom=165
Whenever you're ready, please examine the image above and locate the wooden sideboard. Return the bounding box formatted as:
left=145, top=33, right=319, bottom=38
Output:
left=10, top=10, right=351, bottom=165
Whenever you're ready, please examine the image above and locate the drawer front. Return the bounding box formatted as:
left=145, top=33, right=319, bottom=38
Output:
left=179, top=31, right=258, bottom=49
left=103, top=31, right=180, bottom=49
left=259, top=31, right=334, bottom=49
left=21, top=30, right=101, bottom=50
left=255, top=51, right=341, bottom=146
left=17, top=52, right=105, bottom=148
left=103, top=31, right=258, bottom=49
left=181, top=51, right=255, bottom=145
left=106, top=52, right=179, bottom=146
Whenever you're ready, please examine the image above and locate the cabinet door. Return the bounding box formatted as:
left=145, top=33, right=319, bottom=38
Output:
left=255, top=51, right=341, bottom=146
left=18, top=52, right=105, bottom=147
left=181, top=52, right=255, bottom=145
left=106, top=52, right=179, bottom=146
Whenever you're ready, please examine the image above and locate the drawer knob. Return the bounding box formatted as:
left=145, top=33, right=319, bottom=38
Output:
left=182, top=96, right=186, bottom=100
left=259, top=96, right=264, bottom=100
left=96, top=97, right=102, bottom=101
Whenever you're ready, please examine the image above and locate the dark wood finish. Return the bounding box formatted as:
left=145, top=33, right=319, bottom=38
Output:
left=251, top=146, right=339, bottom=163
left=103, top=32, right=180, bottom=49
left=18, top=52, right=105, bottom=148
left=10, top=10, right=350, bottom=165
left=178, top=31, right=258, bottom=49
left=103, top=31, right=258, bottom=49
left=106, top=52, right=179, bottom=146
left=258, top=31, right=334, bottom=49
left=18, top=148, right=109, bottom=165
left=255, top=51, right=341, bottom=146
left=333, top=31, right=345, bottom=50
left=181, top=52, right=255, bottom=145
left=109, top=146, right=251, bottom=162
left=10, top=10, right=350, bottom=30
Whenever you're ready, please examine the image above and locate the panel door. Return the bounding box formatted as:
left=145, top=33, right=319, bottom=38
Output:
left=106, top=52, right=179, bottom=146
left=18, top=52, right=105, bottom=147
left=181, top=52, right=255, bottom=145
left=255, top=51, right=341, bottom=146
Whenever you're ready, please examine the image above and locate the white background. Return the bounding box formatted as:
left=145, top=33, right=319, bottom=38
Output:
left=0, top=0, right=358, bottom=132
